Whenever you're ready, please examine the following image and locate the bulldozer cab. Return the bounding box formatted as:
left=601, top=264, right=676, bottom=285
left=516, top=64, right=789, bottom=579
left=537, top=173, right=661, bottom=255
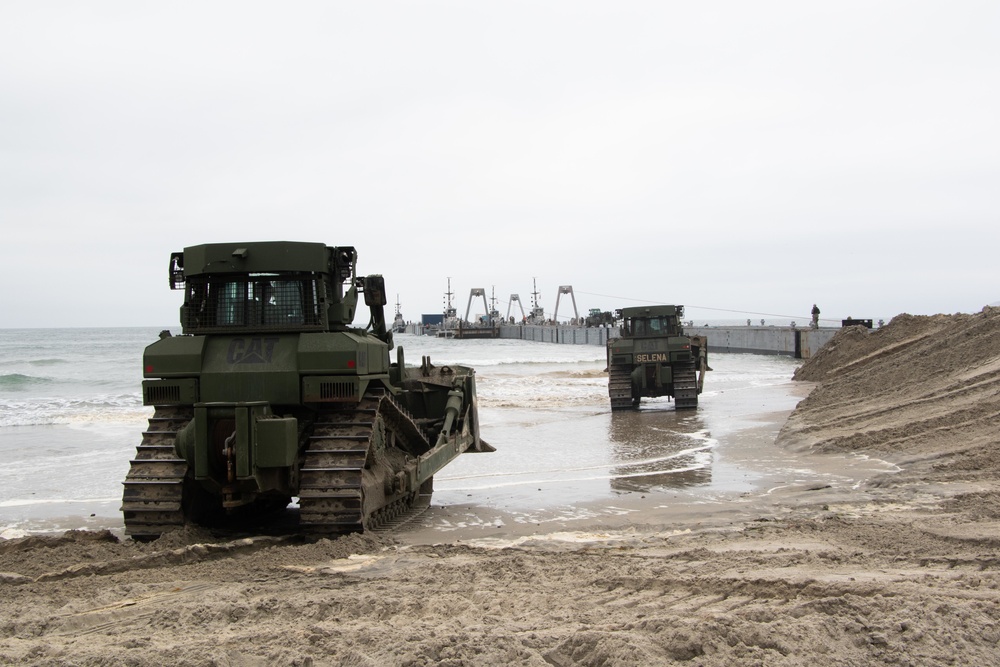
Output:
left=627, top=315, right=667, bottom=337
left=171, top=242, right=363, bottom=335
left=182, top=272, right=324, bottom=333
left=618, top=305, right=684, bottom=338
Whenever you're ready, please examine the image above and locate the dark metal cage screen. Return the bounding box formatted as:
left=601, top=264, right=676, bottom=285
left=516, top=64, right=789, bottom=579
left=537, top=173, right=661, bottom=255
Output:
left=181, top=274, right=324, bottom=332
left=624, top=316, right=678, bottom=337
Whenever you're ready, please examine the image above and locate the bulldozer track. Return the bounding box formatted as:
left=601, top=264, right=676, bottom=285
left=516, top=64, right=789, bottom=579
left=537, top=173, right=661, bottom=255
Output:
left=673, top=361, right=699, bottom=410
left=121, top=406, right=193, bottom=539
left=608, top=364, right=635, bottom=411
left=298, top=389, right=432, bottom=533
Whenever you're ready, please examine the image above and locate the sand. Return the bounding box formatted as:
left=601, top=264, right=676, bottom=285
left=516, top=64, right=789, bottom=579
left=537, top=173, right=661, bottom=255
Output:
left=3, top=308, right=1000, bottom=666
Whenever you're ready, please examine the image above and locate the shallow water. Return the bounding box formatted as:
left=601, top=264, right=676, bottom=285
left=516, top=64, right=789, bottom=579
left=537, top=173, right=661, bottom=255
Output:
left=434, top=351, right=800, bottom=510
left=0, top=329, right=891, bottom=537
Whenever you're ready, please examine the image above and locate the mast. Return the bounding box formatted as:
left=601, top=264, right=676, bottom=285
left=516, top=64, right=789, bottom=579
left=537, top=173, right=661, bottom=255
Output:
left=529, top=277, right=544, bottom=323
left=443, top=278, right=456, bottom=318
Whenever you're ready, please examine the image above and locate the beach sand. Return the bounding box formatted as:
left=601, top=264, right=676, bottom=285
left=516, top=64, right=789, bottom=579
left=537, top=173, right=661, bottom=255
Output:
left=2, top=308, right=1000, bottom=666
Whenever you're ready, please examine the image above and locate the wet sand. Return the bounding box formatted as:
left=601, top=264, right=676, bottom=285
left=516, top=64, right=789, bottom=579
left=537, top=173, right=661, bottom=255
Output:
left=411, top=378, right=896, bottom=547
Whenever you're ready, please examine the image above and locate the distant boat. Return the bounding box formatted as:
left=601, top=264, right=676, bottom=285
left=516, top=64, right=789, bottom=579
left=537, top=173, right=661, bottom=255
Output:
left=438, top=278, right=460, bottom=337
left=392, top=295, right=406, bottom=333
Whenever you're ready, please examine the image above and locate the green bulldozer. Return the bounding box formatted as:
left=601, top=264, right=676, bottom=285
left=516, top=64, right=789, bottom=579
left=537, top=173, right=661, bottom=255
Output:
left=122, top=241, right=493, bottom=539
left=606, top=305, right=709, bottom=410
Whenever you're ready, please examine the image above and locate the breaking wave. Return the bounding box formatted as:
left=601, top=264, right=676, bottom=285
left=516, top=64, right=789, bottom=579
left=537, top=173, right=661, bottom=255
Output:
left=0, top=373, right=55, bottom=390
left=0, top=394, right=146, bottom=427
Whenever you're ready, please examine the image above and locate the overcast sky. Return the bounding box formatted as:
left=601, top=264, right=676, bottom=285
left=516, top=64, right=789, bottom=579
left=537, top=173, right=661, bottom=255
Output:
left=2, top=1, right=998, bottom=328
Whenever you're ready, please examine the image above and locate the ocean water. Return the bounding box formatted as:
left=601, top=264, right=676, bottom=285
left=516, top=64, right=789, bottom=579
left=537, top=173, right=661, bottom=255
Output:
left=0, top=327, right=822, bottom=538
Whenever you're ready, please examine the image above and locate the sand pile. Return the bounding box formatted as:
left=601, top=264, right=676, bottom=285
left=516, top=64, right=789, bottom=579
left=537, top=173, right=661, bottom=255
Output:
left=780, top=307, right=1000, bottom=482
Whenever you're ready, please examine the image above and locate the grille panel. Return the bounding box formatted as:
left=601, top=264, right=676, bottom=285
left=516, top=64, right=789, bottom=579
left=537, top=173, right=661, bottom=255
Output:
left=145, top=384, right=181, bottom=404
left=321, top=382, right=357, bottom=401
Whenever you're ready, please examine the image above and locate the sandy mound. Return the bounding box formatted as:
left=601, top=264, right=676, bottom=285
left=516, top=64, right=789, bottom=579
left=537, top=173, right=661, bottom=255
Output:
left=780, top=307, right=1000, bottom=482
